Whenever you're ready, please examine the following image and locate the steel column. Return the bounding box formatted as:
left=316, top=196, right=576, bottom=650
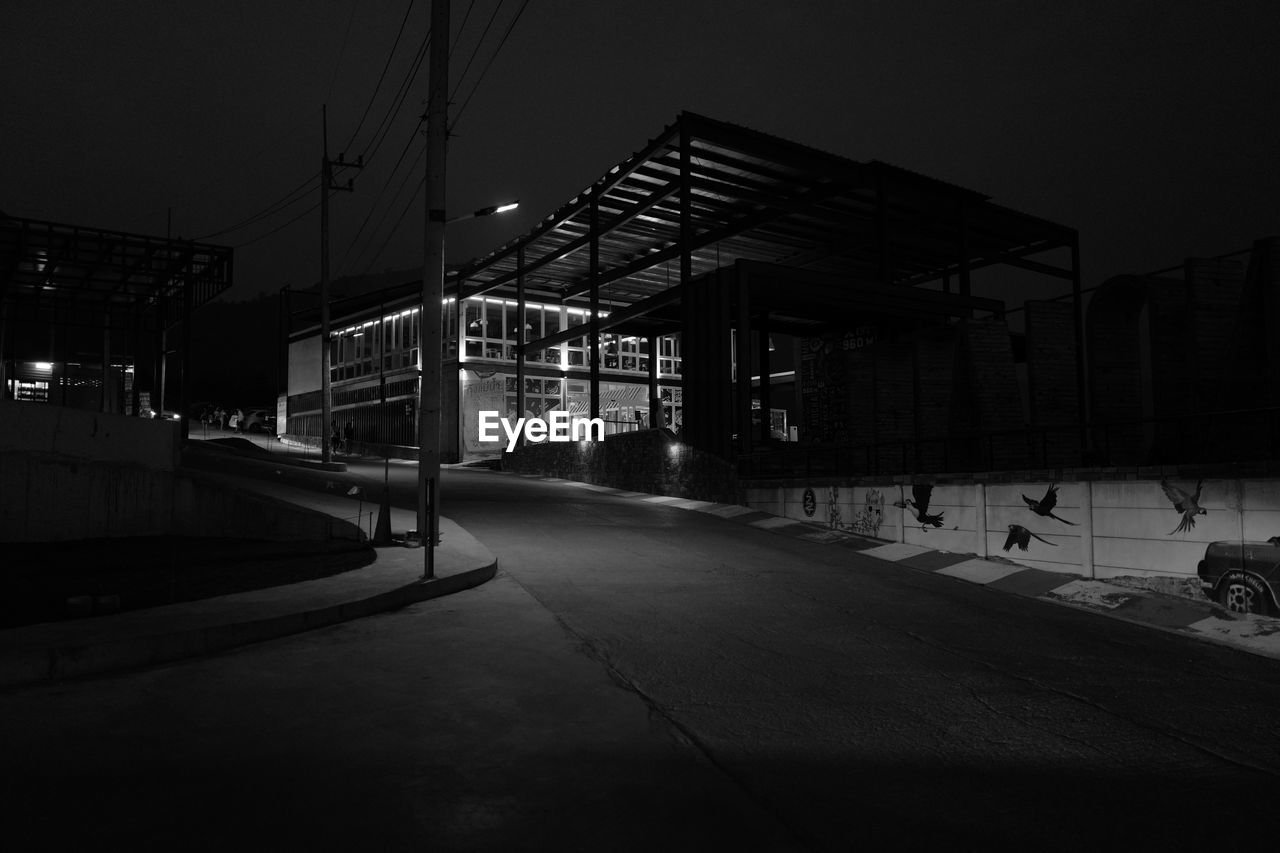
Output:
left=515, top=245, right=526, bottom=428
left=958, top=199, right=971, bottom=311
left=758, top=312, right=771, bottom=443
left=179, top=264, right=191, bottom=439
left=589, top=195, right=600, bottom=420
left=101, top=311, right=110, bottom=413
left=736, top=276, right=752, bottom=454
left=680, top=123, right=695, bottom=446
left=647, top=333, right=661, bottom=428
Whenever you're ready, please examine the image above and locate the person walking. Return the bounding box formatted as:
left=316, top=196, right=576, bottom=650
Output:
left=331, top=419, right=341, bottom=455
left=343, top=419, right=355, bottom=455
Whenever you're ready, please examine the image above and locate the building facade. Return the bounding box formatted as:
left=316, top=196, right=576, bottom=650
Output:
left=284, top=112, right=1083, bottom=469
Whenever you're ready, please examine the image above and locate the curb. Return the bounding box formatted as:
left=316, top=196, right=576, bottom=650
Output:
left=185, top=438, right=348, bottom=472
left=0, top=558, right=497, bottom=689
left=492, top=470, right=1280, bottom=661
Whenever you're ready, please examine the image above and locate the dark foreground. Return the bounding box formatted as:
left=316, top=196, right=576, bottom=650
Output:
left=1, top=536, right=373, bottom=628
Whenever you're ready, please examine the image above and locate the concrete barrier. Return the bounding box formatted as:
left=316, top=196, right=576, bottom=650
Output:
left=0, top=402, right=358, bottom=543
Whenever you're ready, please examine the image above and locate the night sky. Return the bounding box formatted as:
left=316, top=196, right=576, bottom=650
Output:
left=4, top=0, right=1278, bottom=306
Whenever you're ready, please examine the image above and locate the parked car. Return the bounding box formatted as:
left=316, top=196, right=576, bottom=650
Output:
left=237, top=408, right=276, bottom=434
left=1198, top=538, right=1280, bottom=615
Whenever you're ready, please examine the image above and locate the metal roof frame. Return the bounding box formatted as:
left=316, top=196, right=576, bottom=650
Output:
left=0, top=215, right=233, bottom=335
left=1, top=214, right=233, bottom=427
left=451, top=112, right=1079, bottom=353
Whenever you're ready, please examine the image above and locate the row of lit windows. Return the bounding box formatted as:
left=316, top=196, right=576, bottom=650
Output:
left=329, top=309, right=421, bottom=382
left=330, top=298, right=682, bottom=382
left=497, top=376, right=683, bottom=429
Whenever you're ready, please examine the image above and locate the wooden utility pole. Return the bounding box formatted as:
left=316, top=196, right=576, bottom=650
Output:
left=418, top=0, right=449, bottom=579
left=321, top=107, right=333, bottom=463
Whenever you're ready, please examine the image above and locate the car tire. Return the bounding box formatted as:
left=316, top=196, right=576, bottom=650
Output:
left=1218, top=577, right=1269, bottom=616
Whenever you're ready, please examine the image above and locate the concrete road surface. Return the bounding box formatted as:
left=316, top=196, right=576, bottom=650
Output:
left=5, top=465, right=1280, bottom=850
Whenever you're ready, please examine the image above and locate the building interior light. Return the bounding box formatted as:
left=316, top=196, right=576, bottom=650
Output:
left=34, top=361, right=53, bottom=370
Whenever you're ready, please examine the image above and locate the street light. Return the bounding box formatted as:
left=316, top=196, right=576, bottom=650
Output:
left=449, top=200, right=519, bottom=224
left=417, top=198, right=519, bottom=579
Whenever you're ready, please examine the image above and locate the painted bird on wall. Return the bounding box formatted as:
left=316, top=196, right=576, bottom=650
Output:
left=1161, top=479, right=1207, bottom=535
left=1003, top=524, right=1058, bottom=552
left=1022, top=483, right=1077, bottom=525
left=894, top=483, right=945, bottom=531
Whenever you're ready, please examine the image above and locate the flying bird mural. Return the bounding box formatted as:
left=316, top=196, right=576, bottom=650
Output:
left=893, top=483, right=945, bottom=531
left=1003, top=524, right=1058, bottom=552
left=1160, top=479, right=1207, bottom=535
left=1022, top=483, right=1076, bottom=525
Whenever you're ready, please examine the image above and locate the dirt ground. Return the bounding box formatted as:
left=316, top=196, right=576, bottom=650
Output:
left=1105, top=573, right=1208, bottom=600
left=1, top=536, right=376, bottom=629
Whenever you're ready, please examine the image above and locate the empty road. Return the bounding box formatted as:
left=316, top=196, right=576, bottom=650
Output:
left=5, top=462, right=1279, bottom=850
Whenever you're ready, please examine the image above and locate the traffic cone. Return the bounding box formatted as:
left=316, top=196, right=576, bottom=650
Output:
left=373, top=489, right=392, bottom=545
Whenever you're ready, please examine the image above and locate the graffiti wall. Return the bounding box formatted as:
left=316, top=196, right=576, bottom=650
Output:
left=743, top=477, right=1280, bottom=581
left=896, top=483, right=980, bottom=556
left=984, top=482, right=1085, bottom=574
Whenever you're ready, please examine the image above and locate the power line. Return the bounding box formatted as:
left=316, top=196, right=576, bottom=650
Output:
left=232, top=199, right=322, bottom=249
left=342, top=0, right=416, bottom=154
left=451, top=0, right=478, bottom=52
left=173, top=106, right=319, bottom=224
left=196, top=170, right=321, bottom=240
left=349, top=141, right=427, bottom=272
left=357, top=26, right=433, bottom=164
left=325, top=0, right=361, bottom=105
left=362, top=174, right=426, bottom=274
left=451, top=0, right=532, bottom=129
left=449, top=0, right=505, bottom=102
left=337, top=122, right=427, bottom=274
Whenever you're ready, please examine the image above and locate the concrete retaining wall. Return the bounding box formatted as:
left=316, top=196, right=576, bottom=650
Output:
left=1, top=454, right=359, bottom=543
left=0, top=399, right=179, bottom=469
left=1, top=401, right=357, bottom=543
left=744, top=476, right=1280, bottom=581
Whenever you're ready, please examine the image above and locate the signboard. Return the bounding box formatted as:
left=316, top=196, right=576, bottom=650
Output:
left=802, top=488, right=817, bottom=517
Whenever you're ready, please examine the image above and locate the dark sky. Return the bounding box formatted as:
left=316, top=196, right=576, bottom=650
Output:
left=4, top=0, right=1278, bottom=306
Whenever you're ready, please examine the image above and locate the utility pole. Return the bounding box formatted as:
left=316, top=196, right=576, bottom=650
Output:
left=418, top=0, right=449, bottom=579
left=320, top=104, right=363, bottom=464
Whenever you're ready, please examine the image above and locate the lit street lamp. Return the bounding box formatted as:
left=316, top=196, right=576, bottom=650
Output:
left=452, top=201, right=519, bottom=223
left=417, top=199, right=518, bottom=578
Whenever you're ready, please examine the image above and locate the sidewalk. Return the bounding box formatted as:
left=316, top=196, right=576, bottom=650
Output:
left=500, top=471, right=1280, bottom=662
left=0, top=474, right=496, bottom=688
